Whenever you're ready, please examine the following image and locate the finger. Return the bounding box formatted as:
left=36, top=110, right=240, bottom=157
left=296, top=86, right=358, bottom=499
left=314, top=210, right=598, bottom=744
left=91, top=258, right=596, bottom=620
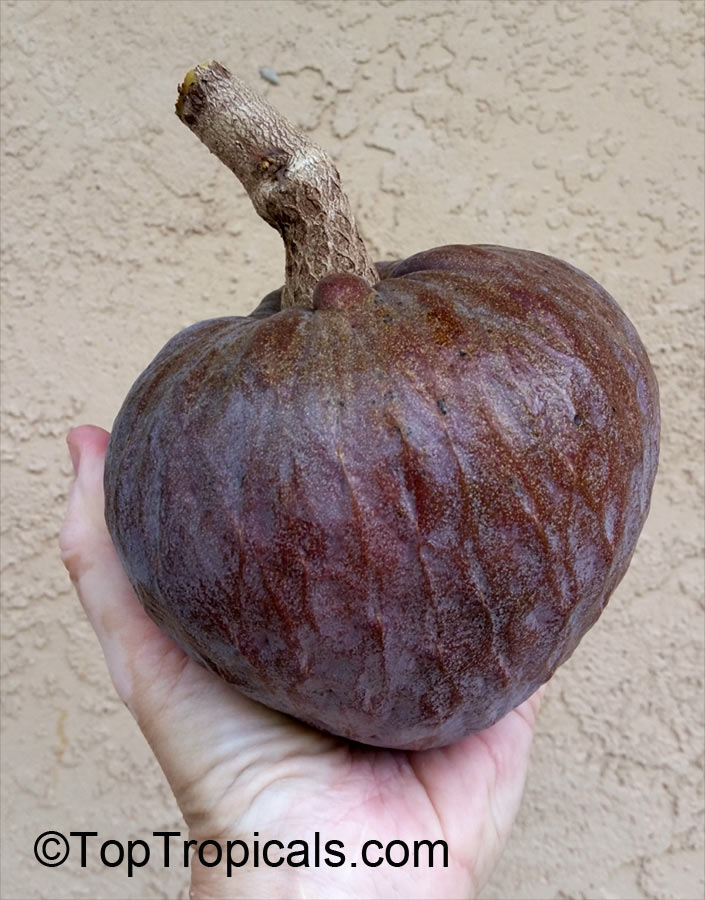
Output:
left=514, top=680, right=548, bottom=730
left=61, top=425, right=114, bottom=578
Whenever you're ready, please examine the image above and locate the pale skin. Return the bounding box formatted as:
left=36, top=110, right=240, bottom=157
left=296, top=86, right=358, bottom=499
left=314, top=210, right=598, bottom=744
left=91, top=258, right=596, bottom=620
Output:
left=60, top=424, right=545, bottom=900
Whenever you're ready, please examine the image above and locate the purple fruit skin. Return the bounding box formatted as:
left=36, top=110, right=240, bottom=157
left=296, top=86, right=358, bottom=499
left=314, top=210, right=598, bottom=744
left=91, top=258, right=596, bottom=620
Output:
left=104, top=245, right=660, bottom=750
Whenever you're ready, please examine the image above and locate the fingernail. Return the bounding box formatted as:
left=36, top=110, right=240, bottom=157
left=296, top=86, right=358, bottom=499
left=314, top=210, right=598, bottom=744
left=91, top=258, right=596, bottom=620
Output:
left=67, top=432, right=81, bottom=476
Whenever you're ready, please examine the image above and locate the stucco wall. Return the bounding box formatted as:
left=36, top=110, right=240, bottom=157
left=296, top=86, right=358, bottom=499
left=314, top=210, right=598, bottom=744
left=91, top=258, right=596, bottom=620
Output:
left=1, top=1, right=703, bottom=898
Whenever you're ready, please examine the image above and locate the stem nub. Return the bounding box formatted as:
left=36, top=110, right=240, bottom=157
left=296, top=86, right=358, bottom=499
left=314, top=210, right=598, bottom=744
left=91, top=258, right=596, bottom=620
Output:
left=175, top=62, right=378, bottom=309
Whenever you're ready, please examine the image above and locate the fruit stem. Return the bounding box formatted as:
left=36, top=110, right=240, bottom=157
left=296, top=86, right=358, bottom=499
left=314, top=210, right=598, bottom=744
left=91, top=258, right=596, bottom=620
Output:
left=175, top=62, right=378, bottom=309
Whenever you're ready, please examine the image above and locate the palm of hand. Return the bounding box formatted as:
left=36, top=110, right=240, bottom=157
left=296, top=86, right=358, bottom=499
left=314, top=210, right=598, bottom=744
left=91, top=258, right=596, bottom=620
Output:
left=61, top=426, right=542, bottom=900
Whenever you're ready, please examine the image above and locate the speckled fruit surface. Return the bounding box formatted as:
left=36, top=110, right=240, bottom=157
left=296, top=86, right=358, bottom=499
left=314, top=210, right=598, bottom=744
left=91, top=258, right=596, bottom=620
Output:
left=104, top=243, right=659, bottom=750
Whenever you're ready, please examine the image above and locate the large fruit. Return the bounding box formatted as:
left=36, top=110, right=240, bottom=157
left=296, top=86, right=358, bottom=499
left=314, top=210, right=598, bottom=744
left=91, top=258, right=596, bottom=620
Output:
left=104, top=63, right=660, bottom=750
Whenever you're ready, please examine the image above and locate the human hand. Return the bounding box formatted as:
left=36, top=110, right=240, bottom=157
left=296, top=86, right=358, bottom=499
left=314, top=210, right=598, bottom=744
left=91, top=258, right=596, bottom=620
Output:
left=60, top=424, right=544, bottom=900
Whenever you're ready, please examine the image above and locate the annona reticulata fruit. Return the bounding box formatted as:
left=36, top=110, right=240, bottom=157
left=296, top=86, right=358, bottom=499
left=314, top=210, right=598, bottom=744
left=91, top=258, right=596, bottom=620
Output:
left=104, top=64, right=659, bottom=750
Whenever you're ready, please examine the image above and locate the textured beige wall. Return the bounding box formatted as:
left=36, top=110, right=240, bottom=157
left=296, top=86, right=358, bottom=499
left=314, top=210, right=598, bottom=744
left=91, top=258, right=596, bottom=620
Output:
left=1, top=1, right=703, bottom=898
